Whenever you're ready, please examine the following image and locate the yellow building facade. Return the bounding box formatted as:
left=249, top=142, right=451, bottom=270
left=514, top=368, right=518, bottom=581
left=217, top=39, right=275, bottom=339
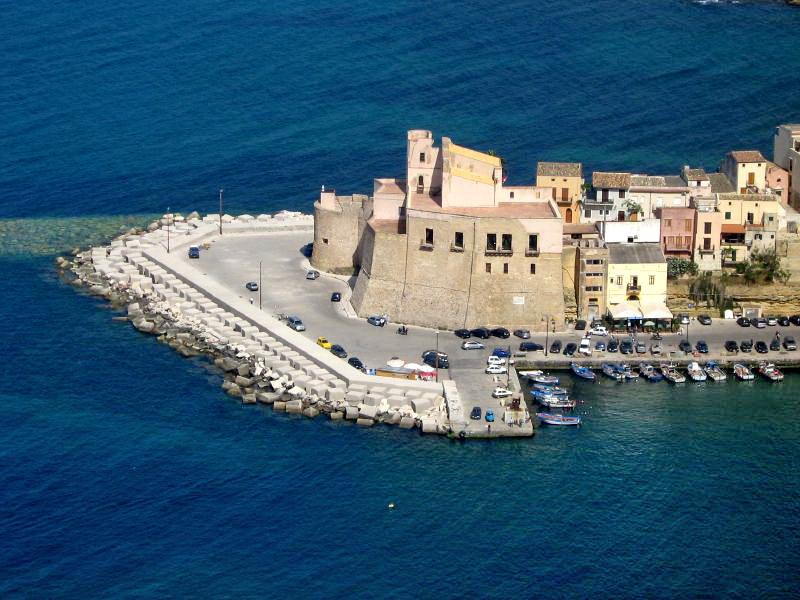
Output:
left=535, top=162, right=584, bottom=224
left=605, top=243, right=668, bottom=308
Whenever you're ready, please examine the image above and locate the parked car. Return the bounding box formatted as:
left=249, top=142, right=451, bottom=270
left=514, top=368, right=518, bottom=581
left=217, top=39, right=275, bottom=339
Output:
left=620, top=339, right=634, bottom=354
left=563, top=342, right=577, bottom=356
left=755, top=318, right=767, bottom=328
left=696, top=340, right=709, bottom=354
left=330, top=292, right=341, bottom=302
left=589, top=325, right=608, bottom=336
left=635, top=341, right=646, bottom=354
left=286, top=316, right=305, bottom=331
left=549, top=340, right=562, bottom=354
left=737, top=316, right=751, bottom=327
left=607, top=338, right=619, bottom=353
left=470, top=327, right=492, bottom=339
left=367, top=315, right=387, bottom=327
left=492, top=387, right=512, bottom=398
left=778, top=316, right=791, bottom=327
left=306, top=270, right=320, bottom=280
left=767, top=316, right=778, bottom=326
left=513, top=329, right=530, bottom=339
left=487, top=355, right=506, bottom=366
left=316, top=336, right=332, bottom=349
left=330, top=344, right=348, bottom=358
left=423, top=350, right=448, bottom=362
left=678, top=340, right=692, bottom=353
left=698, top=314, right=712, bottom=325
left=784, top=336, right=797, bottom=350
left=245, top=281, right=259, bottom=291
left=455, top=329, right=472, bottom=339
left=485, top=409, right=495, bottom=423
left=740, top=340, right=753, bottom=353
left=770, top=338, right=781, bottom=351
left=595, top=341, right=606, bottom=351
left=492, top=347, right=510, bottom=358
left=485, top=364, right=508, bottom=374
left=650, top=343, right=662, bottom=355
left=579, top=338, right=592, bottom=356
left=574, top=319, right=587, bottom=331
left=470, top=406, right=482, bottom=420
left=188, top=246, right=200, bottom=259
left=790, top=315, right=800, bottom=326
left=348, top=356, right=365, bottom=371
left=423, top=354, right=449, bottom=369
left=755, top=341, right=768, bottom=354
left=679, top=314, right=690, bottom=325
left=491, top=327, right=510, bottom=339
left=461, top=340, right=484, bottom=350
left=519, top=342, right=544, bottom=352
left=724, top=340, right=739, bottom=353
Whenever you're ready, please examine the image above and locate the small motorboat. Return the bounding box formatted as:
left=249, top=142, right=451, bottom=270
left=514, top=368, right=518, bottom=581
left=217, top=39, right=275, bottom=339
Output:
left=532, top=384, right=569, bottom=396
left=660, top=363, right=686, bottom=384
left=537, top=396, right=577, bottom=409
left=686, top=361, right=708, bottom=382
left=570, top=362, right=596, bottom=381
left=758, top=362, right=784, bottom=382
left=519, top=370, right=559, bottom=385
left=638, top=363, right=664, bottom=382
left=620, top=364, right=638, bottom=380
left=704, top=361, right=727, bottom=382
left=531, top=388, right=569, bottom=402
left=734, top=363, right=755, bottom=381
left=602, top=363, right=624, bottom=381
left=537, top=412, right=581, bottom=426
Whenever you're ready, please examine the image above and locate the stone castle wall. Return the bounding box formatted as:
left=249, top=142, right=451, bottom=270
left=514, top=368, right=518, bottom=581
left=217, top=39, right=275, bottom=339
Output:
left=311, top=195, right=370, bottom=274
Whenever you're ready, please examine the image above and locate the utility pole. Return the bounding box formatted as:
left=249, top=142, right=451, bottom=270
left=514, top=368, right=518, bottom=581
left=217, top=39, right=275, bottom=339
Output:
left=218, top=188, right=224, bottom=235
left=259, top=260, right=263, bottom=310
left=544, top=314, right=550, bottom=356
left=166, top=206, right=170, bottom=253
left=435, top=329, right=440, bottom=383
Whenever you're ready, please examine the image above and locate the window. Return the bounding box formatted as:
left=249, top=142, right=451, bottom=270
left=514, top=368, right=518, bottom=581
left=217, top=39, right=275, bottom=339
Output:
left=530, top=263, right=536, bottom=274
left=768, top=216, right=774, bottom=222
left=585, top=209, right=592, bottom=218
left=616, top=276, right=623, bottom=285
left=561, top=188, right=569, bottom=201
left=684, top=235, right=692, bottom=247
left=425, top=227, right=434, bottom=245
left=649, top=275, right=655, bottom=285
left=528, top=234, right=538, bottom=252
left=586, top=272, right=603, bottom=277
left=501, top=234, right=512, bottom=251
left=755, top=233, right=762, bottom=240
left=746, top=212, right=754, bottom=224
left=627, top=237, right=634, bottom=243
left=503, top=263, right=509, bottom=274
left=685, top=220, right=692, bottom=232
left=586, top=259, right=604, bottom=265
left=585, top=286, right=603, bottom=291
left=602, top=189, right=609, bottom=201
left=322, top=238, right=329, bottom=244
left=485, top=263, right=491, bottom=273
left=510, top=191, right=515, bottom=199
left=619, top=190, right=626, bottom=199
left=664, top=219, right=672, bottom=227
left=454, top=231, right=464, bottom=248
left=486, top=233, right=497, bottom=251
left=704, top=222, right=712, bottom=234
left=724, top=211, right=731, bottom=220
left=419, top=152, right=426, bottom=163
left=703, top=237, right=711, bottom=250
left=417, top=174, right=424, bottom=188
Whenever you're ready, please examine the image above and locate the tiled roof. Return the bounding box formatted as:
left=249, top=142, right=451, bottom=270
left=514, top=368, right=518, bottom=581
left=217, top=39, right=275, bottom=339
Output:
left=537, top=161, right=582, bottom=178
left=708, top=173, right=735, bottom=194
left=630, top=175, right=666, bottom=188
left=728, top=150, right=766, bottom=163
left=608, top=243, right=666, bottom=265
left=592, top=172, right=631, bottom=189
left=663, top=175, right=688, bottom=188
left=683, top=168, right=709, bottom=181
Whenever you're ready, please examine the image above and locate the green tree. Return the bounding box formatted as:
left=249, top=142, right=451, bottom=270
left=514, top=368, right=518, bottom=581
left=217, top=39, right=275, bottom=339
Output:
left=667, top=257, right=699, bottom=279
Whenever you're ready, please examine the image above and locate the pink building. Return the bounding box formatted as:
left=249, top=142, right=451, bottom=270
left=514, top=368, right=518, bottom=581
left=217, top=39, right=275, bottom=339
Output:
left=657, top=207, right=695, bottom=259
left=767, top=161, right=790, bottom=204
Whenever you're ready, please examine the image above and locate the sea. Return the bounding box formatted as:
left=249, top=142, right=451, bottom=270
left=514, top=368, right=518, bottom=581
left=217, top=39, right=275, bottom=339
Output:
left=1, top=0, right=800, bottom=597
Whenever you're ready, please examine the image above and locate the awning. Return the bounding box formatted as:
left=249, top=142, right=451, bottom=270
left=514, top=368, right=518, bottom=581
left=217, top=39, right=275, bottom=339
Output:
left=721, top=224, right=745, bottom=234
left=640, top=302, right=673, bottom=320
left=608, top=302, right=643, bottom=320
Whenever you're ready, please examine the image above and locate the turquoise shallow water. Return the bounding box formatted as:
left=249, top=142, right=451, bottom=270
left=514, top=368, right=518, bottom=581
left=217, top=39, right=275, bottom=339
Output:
left=2, top=0, right=800, bottom=597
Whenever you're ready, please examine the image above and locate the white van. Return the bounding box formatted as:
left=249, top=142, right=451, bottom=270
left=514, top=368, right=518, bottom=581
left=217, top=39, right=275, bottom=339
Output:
left=578, top=338, right=592, bottom=356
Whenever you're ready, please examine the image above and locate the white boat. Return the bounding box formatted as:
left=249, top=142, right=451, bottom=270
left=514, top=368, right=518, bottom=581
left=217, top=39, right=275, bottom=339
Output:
left=703, top=361, right=727, bottom=382
left=518, top=370, right=559, bottom=385
left=686, top=361, right=707, bottom=382
left=660, top=363, right=686, bottom=384
left=733, top=363, right=755, bottom=381
left=537, top=396, right=577, bottom=409
left=758, top=362, right=784, bottom=382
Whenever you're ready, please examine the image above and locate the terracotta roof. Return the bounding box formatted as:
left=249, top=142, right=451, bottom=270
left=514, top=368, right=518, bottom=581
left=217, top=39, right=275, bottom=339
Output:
left=683, top=168, right=709, bottom=181
left=563, top=223, right=598, bottom=235
left=728, top=150, right=766, bottom=163
left=630, top=175, right=666, bottom=188
left=592, top=172, right=631, bottom=189
left=721, top=224, right=745, bottom=234
left=709, top=173, right=735, bottom=194
left=537, top=161, right=582, bottom=178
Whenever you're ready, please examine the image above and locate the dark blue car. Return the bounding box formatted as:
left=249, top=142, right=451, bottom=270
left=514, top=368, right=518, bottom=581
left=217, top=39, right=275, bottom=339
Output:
left=492, top=347, right=510, bottom=358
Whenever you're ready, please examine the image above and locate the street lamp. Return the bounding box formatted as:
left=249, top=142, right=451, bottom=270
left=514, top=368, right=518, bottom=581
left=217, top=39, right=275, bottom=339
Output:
left=543, top=314, right=550, bottom=356
left=258, top=259, right=263, bottom=310
left=166, top=207, right=170, bottom=253
left=218, top=188, right=224, bottom=235
left=435, top=329, right=440, bottom=383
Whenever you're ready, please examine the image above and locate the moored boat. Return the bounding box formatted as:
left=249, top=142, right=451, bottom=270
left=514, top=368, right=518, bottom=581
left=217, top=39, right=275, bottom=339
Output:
left=686, top=361, right=708, bottom=382
left=532, top=384, right=569, bottom=396
left=518, top=370, right=560, bottom=385
left=758, top=362, right=784, bottom=382
left=536, top=412, right=581, bottom=426
left=733, top=363, right=755, bottom=381
left=620, top=364, right=638, bottom=380
left=531, top=388, right=569, bottom=402
left=703, top=361, right=727, bottom=382
left=570, top=362, right=596, bottom=381
left=602, top=363, right=624, bottom=381
left=537, top=396, right=577, bottom=409
left=660, top=363, right=686, bottom=384
left=638, top=363, right=664, bottom=382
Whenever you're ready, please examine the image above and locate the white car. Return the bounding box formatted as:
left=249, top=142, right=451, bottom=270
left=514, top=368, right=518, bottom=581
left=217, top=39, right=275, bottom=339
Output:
left=461, top=340, right=485, bottom=350
left=650, top=343, right=662, bottom=355
left=486, top=355, right=506, bottom=365
left=492, top=387, right=513, bottom=398
left=578, top=338, right=592, bottom=356
left=589, top=325, right=608, bottom=336
left=485, top=364, right=508, bottom=375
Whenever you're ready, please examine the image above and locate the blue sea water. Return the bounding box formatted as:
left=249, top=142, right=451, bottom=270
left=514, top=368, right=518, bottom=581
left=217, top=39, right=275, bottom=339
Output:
left=2, top=0, right=800, bottom=597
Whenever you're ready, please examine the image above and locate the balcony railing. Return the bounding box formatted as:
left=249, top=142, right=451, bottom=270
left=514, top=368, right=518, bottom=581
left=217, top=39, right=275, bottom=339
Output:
left=626, top=283, right=641, bottom=293
left=698, top=245, right=715, bottom=255
left=485, top=248, right=513, bottom=257
left=525, top=248, right=540, bottom=257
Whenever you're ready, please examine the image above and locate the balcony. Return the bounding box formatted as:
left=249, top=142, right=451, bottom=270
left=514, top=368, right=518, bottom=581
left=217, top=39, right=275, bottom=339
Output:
left=626, top=283, right=641, bottom=293
left=419, top=242, right=434, bottom=252
left=698, top=245, right=715, bottom=255
left=450, top=244, right=465, bottom=253
left=525, top=248, right=540, bottom=257
left=485, top=248, right=513, bottom=257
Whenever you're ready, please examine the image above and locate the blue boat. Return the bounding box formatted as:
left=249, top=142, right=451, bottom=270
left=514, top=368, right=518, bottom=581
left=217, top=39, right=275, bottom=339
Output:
left=537, top=412, right=582, bottom=426
left=532, top=383, right=569, bottom=396
left=532, top=388, right=570, bottom=402
left=638, top=363, right=664, bottom=382
left=570, top=362, right=595, bottom=381
left=601, top=363, right=624, bottom=381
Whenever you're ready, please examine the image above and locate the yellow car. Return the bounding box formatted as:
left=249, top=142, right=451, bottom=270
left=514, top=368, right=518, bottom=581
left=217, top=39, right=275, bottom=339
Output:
left=316, top=336, right=332, bottom=350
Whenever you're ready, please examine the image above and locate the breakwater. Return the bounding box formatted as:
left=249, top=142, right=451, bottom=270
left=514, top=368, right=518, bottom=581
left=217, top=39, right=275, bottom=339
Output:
left=60, top=211, right=470, bottom=437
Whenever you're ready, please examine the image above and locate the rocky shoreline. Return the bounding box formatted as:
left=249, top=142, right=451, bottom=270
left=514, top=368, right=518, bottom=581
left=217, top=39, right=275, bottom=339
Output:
left=57, top=211, right=438, bottom=432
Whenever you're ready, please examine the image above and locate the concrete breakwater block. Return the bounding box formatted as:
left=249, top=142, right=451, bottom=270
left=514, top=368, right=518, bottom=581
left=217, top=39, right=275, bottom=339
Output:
left=256, top=391, right=281, bottom=404
left=242, top=394, right=257, bottom=404
left=285, top=399, right=303, bottom=414
left=329, top=411, right=344, bottom=421
left=234, top=375, right=253, bottom=388
left=421, top=418, right=439, bottom=434
left=398, top=417, right=416, bottom=429
left=225, top=384, right=242, bottom=397
left=273, top=401, right=286, bottom=412
left=302, top=407, right=319, bottom=418
left=326, top=388, right=345, bottom=403
left=356, top=418, right=374, bottom=427
left=237, top=364, right=252, bottom=377
left=345, top=391, right=365, bottom=406
left=358, top=404, right=378, bottom=420
left=344, top=406, right=359, bottom=420
left=386, top=412, right=403, bottom=425
left=411, top=398, right=432, bottom=414
left=386, top=395, right=406, bottom=408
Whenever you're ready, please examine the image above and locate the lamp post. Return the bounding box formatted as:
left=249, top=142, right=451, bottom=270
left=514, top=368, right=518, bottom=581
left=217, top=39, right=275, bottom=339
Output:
left=258, top=260, right=263, bottom=310
left=166, top=207, right=170, bottom=253
left=218, top=188, right=224, bottom=235
left=543, top=314, right=550, bottom=356
left=435, top=329, right=440, bottom=383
